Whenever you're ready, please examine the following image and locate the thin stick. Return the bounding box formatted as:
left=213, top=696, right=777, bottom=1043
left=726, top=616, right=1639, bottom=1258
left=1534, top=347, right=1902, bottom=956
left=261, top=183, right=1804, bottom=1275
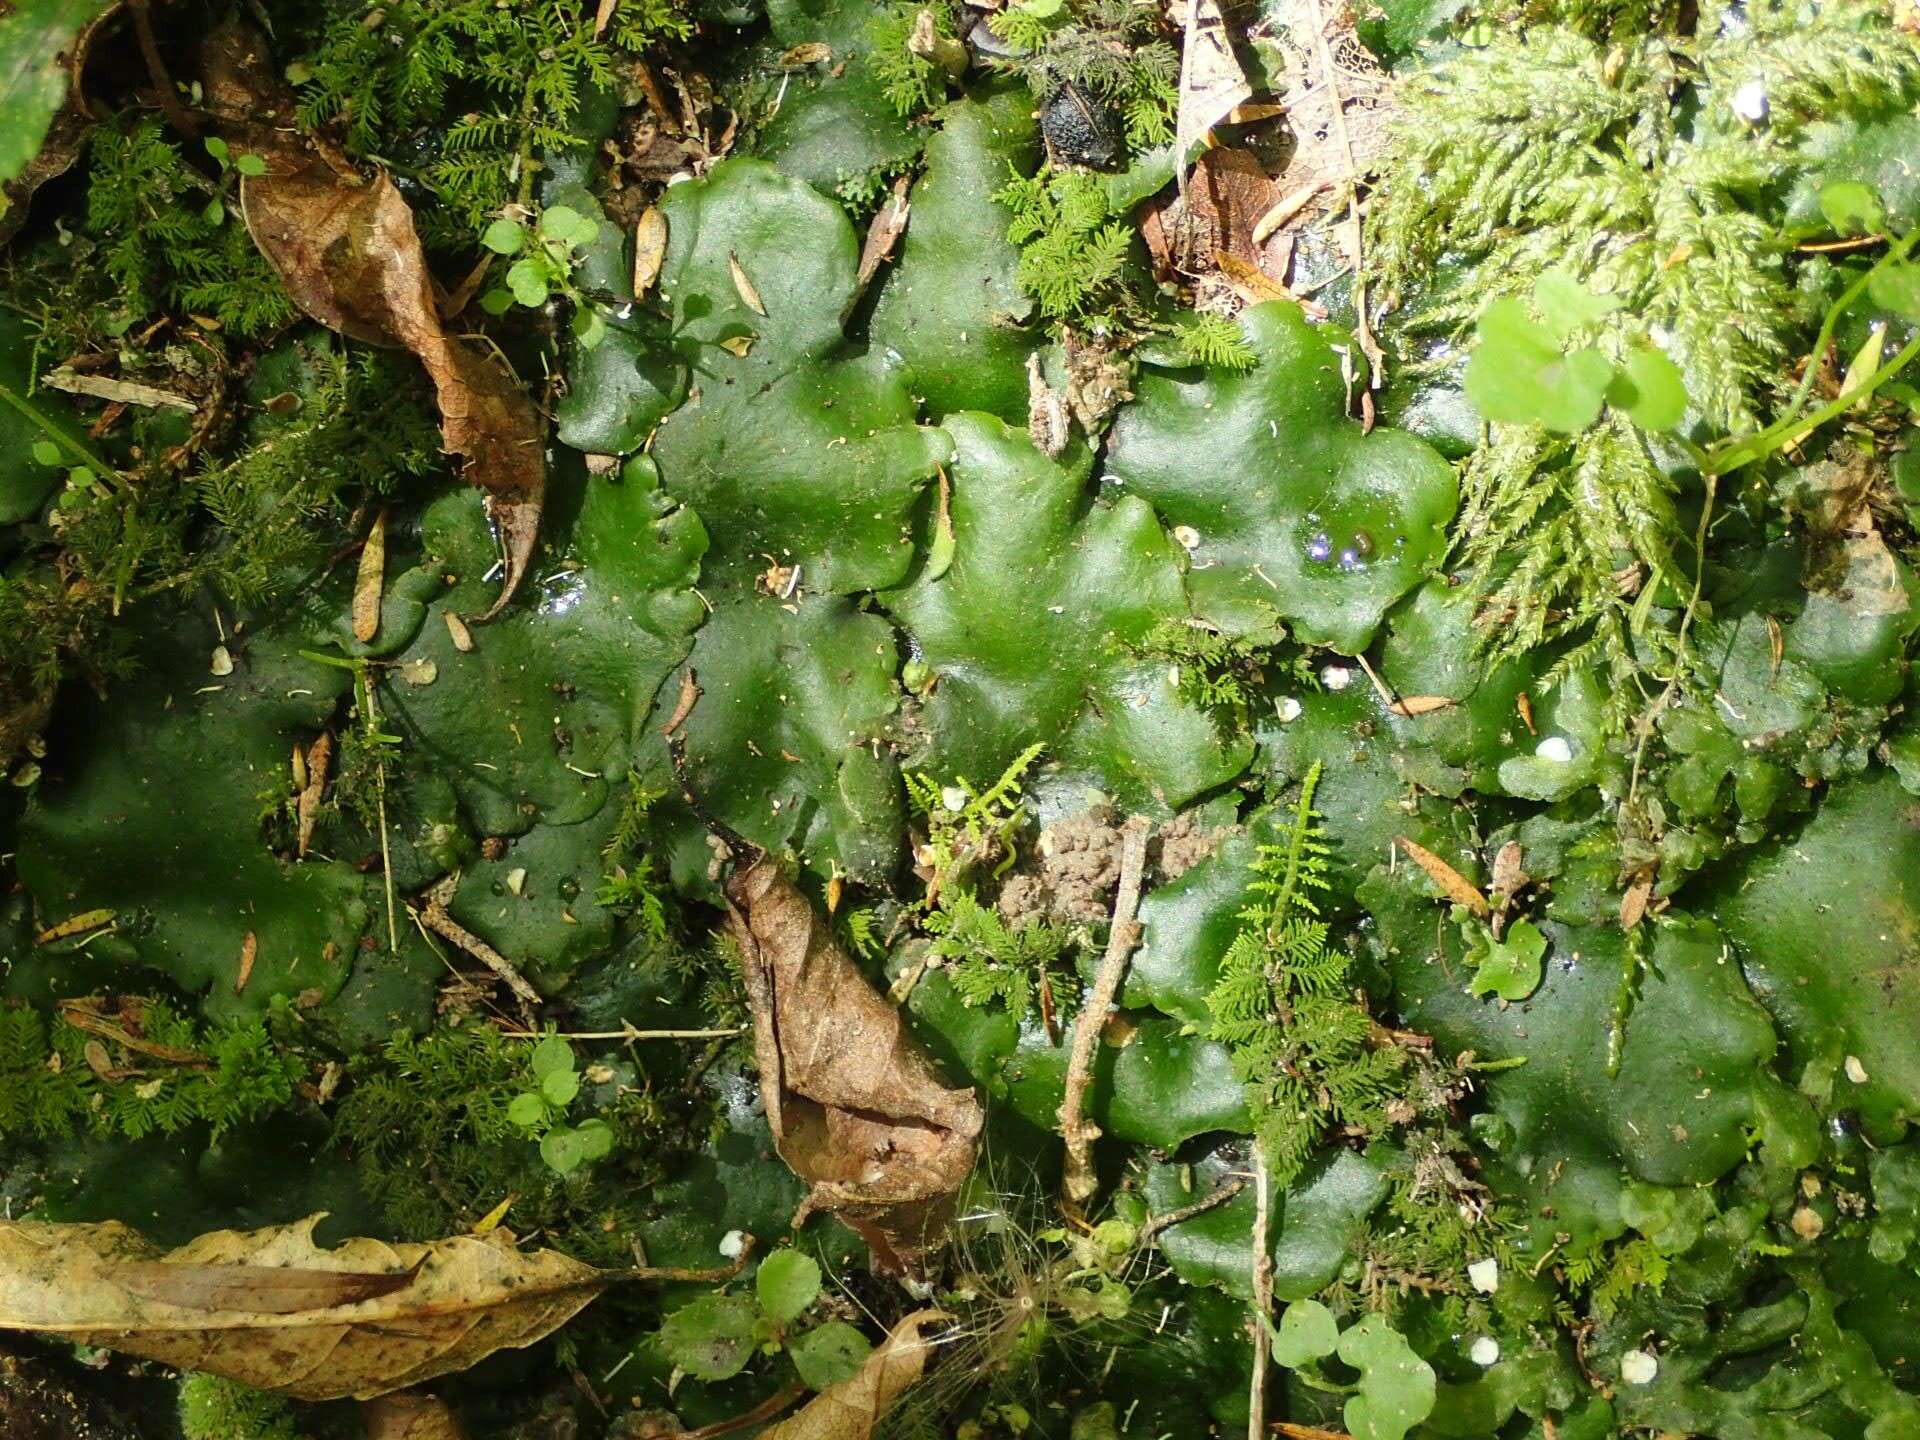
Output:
left=626, top=1233, right=755, bottom=1284
left=1248, top=1140, right=1274, bottom=1440
left=1138, top=1173, right=1249, bottom=1247
left=415, top=876, right=542, bottom=1018
left=1059, top=815, right=1153, bottom=1210
left=499, top=1025, right=742, bottom=1041
left=128, top=0, right=201, bottom=139
left=680, top=1387, right=807, bottom=1440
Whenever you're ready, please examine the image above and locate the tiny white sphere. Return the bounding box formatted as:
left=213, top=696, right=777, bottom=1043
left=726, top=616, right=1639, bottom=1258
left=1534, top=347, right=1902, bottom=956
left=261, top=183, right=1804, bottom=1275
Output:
left=1535, top=735, right=1575, bottom=764
left=1469, top=1336, right=1500, bottom=1367
left=1467, top=1257, right=1500, bottom=1294
left=1731, top=79, right=1769, bottom=123
left=940, top=785, right=969, bottom=813
left=1846, top=1054, right=1869, bottom=1084
left=1321, top=665, right=1352, bottom=691
left=718, top=1230, right=747, bottom=1259
left=1173, top=525, right=1201, bottom=551
left=1621, top=1349, right=1659, bottom=1385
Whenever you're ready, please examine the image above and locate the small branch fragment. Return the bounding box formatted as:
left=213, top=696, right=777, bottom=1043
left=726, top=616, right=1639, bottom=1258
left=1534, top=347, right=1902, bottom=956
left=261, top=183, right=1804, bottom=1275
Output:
left=353, top=509, right=387, bottom=644
left=1138, top=1173, right=1248, bottom=1247
left=234, top=932, right=257, bottom=995
left=1060, top=815, right=1152, bottom=1210
left=625, top=1234, right=754, bottom=1284
left=415, top=876, right=541, bottom=1020
left=1248, top=1141, right=1273, bottom=1440
left=661, top=668, right=701, bottom=738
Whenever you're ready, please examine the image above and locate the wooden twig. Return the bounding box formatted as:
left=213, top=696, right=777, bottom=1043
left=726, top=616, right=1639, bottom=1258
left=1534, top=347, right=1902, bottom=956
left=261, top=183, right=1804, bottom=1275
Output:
left=626, top=1233, right=755, bottom=1284
left=1249, top=1141, right=1274, bottom=1440
left=128, top=0, right=201, bottom=139
left=1138, top=1173, right=1249, bottom=1247
left=1059, top=815, right=1153, bottom=1210
left=680, top=1386, right=807, bottom=1440
left=1303, top=0, right=1382, bottom=404
left=415, top=876, right=542, bottom=1019
left=499, top=1025, right=742, bottom=1041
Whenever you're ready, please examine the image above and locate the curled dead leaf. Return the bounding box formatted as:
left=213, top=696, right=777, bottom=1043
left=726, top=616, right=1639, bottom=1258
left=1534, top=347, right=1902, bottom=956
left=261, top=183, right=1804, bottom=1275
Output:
left=760, top=1309, right=948, bottom=1440
left=728, top=250, right=767, bottom=316
left=234, top=932, right=257, bottom=995
left=1388, top=694, right=1455, bottom=717
left=360, top=1393, right=468, bottom=1440
left=199, top=23, right=544, bottom=621
left=0, top=1215, right=607, bottom=1400
left=353, top=509, right=387, bottom=643
left=633, top=206, right=668, bottom=297
left=1394, top=836, right=1490, bottom=918
left=296, top=731, right=333, bottom=858
left=725, top=857, right=982, bottom=1274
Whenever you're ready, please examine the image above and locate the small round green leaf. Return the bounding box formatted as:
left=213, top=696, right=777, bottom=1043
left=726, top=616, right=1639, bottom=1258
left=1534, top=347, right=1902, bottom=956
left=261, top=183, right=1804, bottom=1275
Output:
left=1338, top=1315, right=1437, bottom=1440
left=530, top=1035, right=574, bottom=1079
left=572, top=1117, right=614, bottom=1159
left=479, top=287, right=515, bottom=316
left=1464, top=299, right=1612, bottom=434
left=506, top=1092, right=547, bottom=1128
left=482, top=218, right=528, bottom=255
left=660, top=1294, right=760, bottom=1381
left=203, top=198, right=225, bottom=227
left=540, top=205, right=586, bottom=243
left=1468, top=919, right=1548, bottom=1002
left=1607, top=347, right=1688, bottom=431
left=756, top=1248, right=823, bottom=1324
left=1272, top=1299, right=1339, bottom=1366
left=507, top=257, right=550, bottom=307
left=203, top=136, right=230, bottom=163
left=30, top=441, right=62, bottom=467
left=787, top=1320, right=871, bottom=1390
left=1532, top=268, right=1620, bottom=341
left=1869, top=262, right=1920, bottom=321
left=234, top=153, right=269, bottom=177
left=1819, top=180, right=1885, bottom=238
left=539, top=1067, right=581, bottom=1107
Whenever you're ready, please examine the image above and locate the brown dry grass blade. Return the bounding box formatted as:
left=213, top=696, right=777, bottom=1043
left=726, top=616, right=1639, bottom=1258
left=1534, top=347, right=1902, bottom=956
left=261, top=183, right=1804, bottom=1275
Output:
left=198, top=22, right=544, bottom=620
left=725, top=858, right=982, bottom=1274
left=0, top=1214, right=607, bottom=1400
left=760, top=1309, right=946, bottom=1440
left=1394, top=836, right=1490, bottom=918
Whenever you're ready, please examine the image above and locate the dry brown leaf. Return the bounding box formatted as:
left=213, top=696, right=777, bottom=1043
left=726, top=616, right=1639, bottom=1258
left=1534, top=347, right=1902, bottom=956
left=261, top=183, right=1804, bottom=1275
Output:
left=34, top=908, right=115, bottom=946
left=60, top=998, right=206, bottom=1066
left=1620, top=869, right=1655, bottom=931
left=728, top=251, right=768, bottom=316
left=1213, top=250, right=1295, bottom=307
left=1388, top=694, right=1455, bottom=717
left=442, top=609, right=475, bottom=654
left=1394, top=836, right=1490, bottom=918
left=780, top=41, right=833, bottom=67
left=296, top=731, right=333, bottom=858
left=725, top=857, right=982, bottom=1273
left=760, top=1310, right=946, bottom=1440
left=199, top=23, right=544, bottom=622
left=853, top=174, right=912, bottom=301
left=353, top=508, right=387, bottom=643
left=1176, top=0, right=1253, bottom=169
left=41, top=368, right=196, bottom=410
left=234, top=932, right=257, bottom=995
left=0, top=1215, right=608, bottom=1401
left=633, top=206, right=669, bottom=297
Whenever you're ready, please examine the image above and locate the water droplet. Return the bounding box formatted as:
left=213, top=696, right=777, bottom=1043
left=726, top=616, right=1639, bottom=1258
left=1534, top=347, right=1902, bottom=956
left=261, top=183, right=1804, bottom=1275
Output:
left=1305, top=531, right=1333, bottom=563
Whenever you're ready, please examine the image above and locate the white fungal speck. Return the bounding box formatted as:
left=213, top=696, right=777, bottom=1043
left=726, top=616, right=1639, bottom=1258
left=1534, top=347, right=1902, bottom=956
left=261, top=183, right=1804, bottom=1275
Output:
left=209, top=645, right=234, bottom=677
left=1470, top=1337, right=1500, bottom=1366
left=940, top=785, right=969, bottom=813
left=1535, top=735, right=1574, bottom=763
left=1846, top=1055, right=1869, bottom=1084
left=1173, top=525, right=1201, bottom=551
left=1467, top=1258, right=1499, bottom=1294
left=1621, top=1349, right=1659, bottom=1385
left=1732, top=79, right=1769, bottom=123
left=1276, top=696, right=1303, bottom=723
left=719, top=1230, right=747, bottom=1259
left=1321, top=665, right=1352, bottom=691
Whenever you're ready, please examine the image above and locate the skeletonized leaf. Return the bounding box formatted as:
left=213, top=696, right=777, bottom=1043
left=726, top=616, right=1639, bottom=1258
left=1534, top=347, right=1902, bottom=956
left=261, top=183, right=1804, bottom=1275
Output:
left=761, top=1310, right=946, bottom=1440
left=200, top=23, right=544, bottom=621
left=1176, top=0, right=1252, bottom=165
left=1393, top=836, right=1490, bottom=918
left=725, top=858, right=981, bottom=1274
left=728, top=250, right=767, bottom=315
left=0, top=1215, right=608, bottom=1400
left=632, top=206, right=668, bottom=297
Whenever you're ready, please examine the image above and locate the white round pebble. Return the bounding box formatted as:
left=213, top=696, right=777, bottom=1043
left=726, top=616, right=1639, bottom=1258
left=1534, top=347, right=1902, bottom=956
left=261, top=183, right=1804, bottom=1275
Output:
left=1470, top=1337, right=1501, bottom=1367
left=1467, top=1257, right=1500, bottom=1294
left=1620, top=1349, right=1659, bottom=1385
left=940, top=784, right=969, bottom=813
left=1534, top=735, right=1575, bottom=764
left=1276, top=697, right=1303, bottom=723
left=1846, top=1055, right=1869, bottom=1084
left=1731, top=79, right=1769, bottom=123
left=1321, top=665, right=1352, bottom=691
left=718, top=1230, right=747, bottom=1260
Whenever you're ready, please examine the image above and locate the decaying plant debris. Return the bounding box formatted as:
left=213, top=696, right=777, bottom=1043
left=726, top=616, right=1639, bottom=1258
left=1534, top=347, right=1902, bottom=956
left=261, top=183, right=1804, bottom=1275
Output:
left=2, top=0, right=1920, bottom=1437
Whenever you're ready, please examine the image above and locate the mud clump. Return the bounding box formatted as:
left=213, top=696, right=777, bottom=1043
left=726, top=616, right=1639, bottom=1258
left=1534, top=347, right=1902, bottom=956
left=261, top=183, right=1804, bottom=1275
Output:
left=1153, top=811, right=1230, bottom=879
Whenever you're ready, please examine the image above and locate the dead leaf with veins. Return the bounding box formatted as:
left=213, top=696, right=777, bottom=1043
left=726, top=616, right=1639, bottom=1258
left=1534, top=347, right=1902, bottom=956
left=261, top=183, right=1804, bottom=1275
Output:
left=198, top=22, right=544, bottom=621
left=725, top=856, right=982, bottom=1274
left=760, top=1309, right=948, bottom=1440
left=0, top=1215, right=607, bottom=1400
